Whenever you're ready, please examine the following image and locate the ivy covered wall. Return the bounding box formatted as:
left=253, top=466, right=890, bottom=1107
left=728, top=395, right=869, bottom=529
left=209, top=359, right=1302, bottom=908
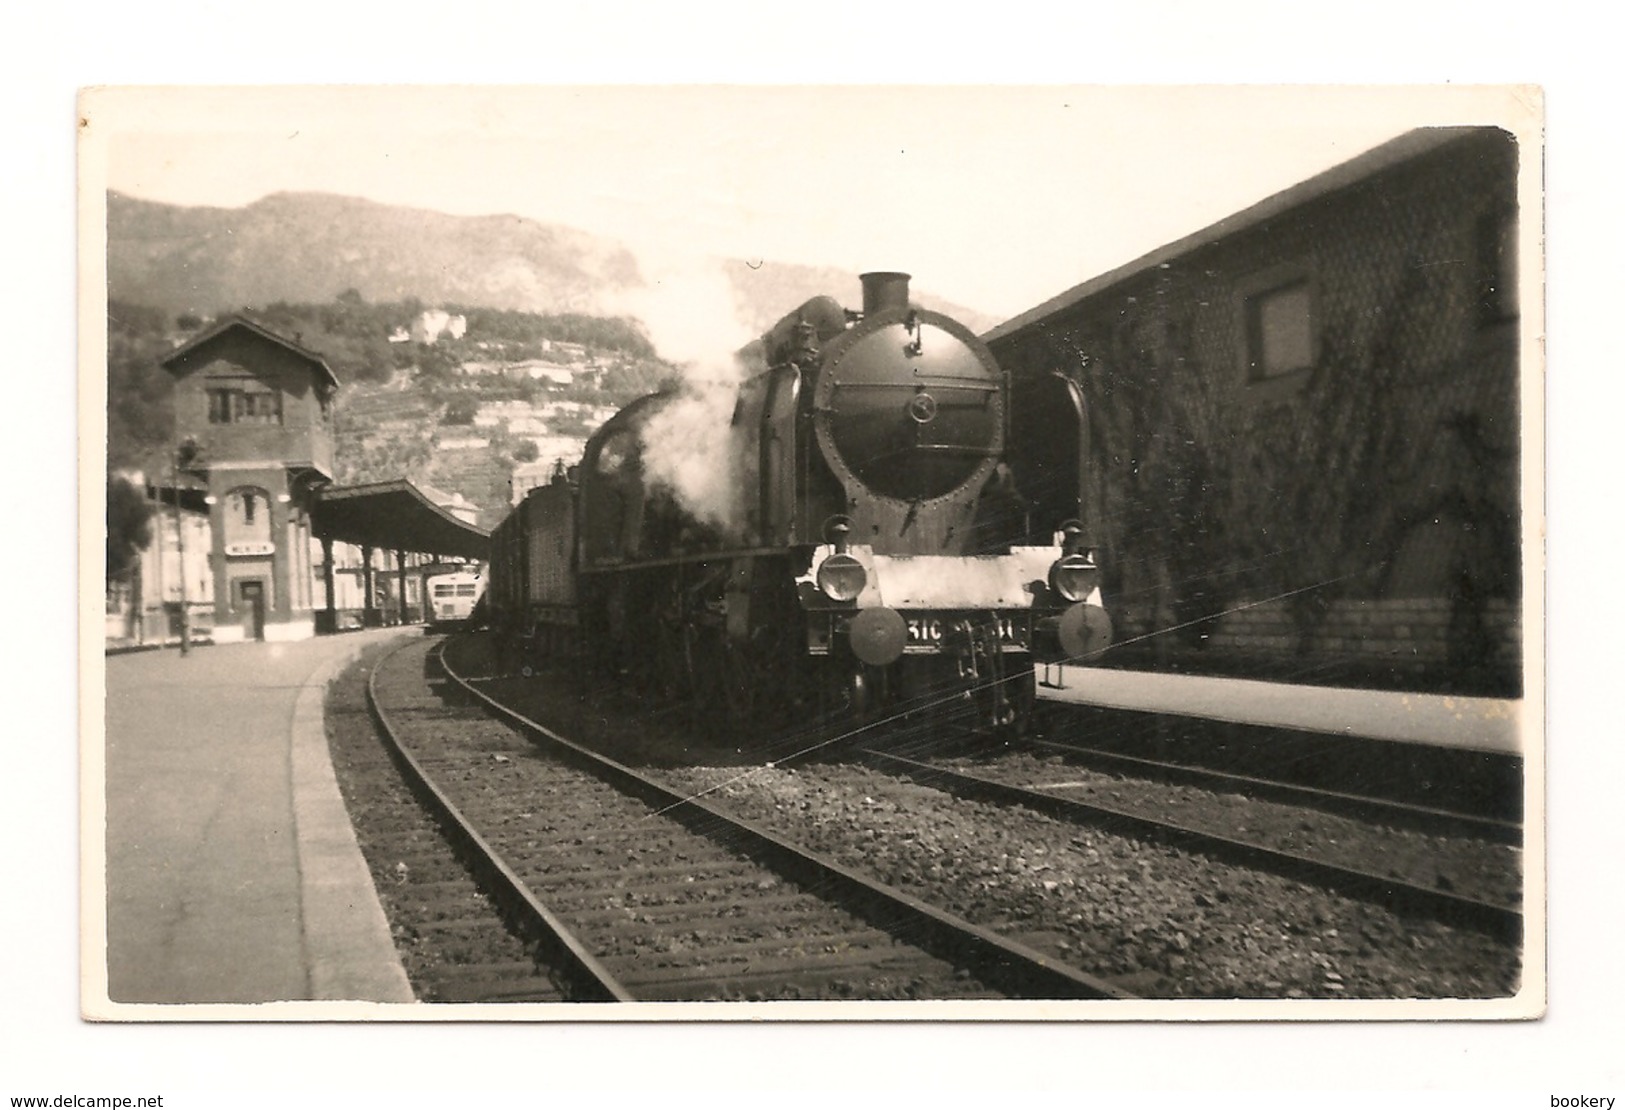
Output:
left=991, top=130, right=1522, bottom=688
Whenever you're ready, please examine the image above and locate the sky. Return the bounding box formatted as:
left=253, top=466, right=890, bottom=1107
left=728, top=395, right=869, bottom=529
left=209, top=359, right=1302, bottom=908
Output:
left=90, top=85, right=1536, bottom=320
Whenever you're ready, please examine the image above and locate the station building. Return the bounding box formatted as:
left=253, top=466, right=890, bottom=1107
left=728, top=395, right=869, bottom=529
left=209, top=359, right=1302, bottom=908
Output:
left=986, top=127, right=1526, bottom=692
left=109, top=317, right=488, bottom=646
left=159, top=317, right=336, bottom=642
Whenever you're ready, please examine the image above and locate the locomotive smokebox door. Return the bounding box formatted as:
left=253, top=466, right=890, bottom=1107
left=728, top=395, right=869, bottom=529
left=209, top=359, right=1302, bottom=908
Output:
left=812, top=276, right=1004, bottom=514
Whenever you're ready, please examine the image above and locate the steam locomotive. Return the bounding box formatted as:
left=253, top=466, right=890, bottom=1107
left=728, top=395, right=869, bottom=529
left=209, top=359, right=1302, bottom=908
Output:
left=484, top=272, right=1112, bottom=736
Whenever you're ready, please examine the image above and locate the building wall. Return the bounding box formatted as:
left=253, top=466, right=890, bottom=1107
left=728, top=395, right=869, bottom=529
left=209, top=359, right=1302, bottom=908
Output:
left=109, top=497, right=447, bottom=647
left=164, top=326, right=338, bottom=642
left=989, top=130, right=1521, bottom=687
left=1199, top=597, right=1520, bottom=678
left=110, top=503, right=215, bottom=645
left=411, top=310, right=466, bottom=344
left=166, top=329, right=334, bottom=477
left=309, top=543, right=426, bottom=628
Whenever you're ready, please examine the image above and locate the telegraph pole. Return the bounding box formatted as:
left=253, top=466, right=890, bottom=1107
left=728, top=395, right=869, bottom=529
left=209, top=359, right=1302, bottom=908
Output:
left=174, top=446, right=189, bottom=655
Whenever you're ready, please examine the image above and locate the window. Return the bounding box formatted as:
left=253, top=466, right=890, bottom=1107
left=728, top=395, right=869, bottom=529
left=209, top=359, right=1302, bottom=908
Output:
left=224, top=487, right=273, bottom=545
left=241, top=392, right=282, bottom=423
left=207, top=387, right=283, bottom=425
left=1245, top=281, right=1314, bottom=381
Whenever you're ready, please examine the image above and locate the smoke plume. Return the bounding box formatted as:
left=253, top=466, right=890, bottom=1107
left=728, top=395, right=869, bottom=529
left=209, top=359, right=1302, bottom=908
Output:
left=614, top=259, right=754, bottom=536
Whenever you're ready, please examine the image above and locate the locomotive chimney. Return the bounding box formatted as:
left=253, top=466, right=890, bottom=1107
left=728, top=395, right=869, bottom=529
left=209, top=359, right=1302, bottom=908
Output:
left=860, top=272, right=911, bottom=316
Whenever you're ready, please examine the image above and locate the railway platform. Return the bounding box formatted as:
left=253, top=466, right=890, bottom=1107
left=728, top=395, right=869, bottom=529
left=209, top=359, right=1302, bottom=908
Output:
left=1036, top=664, right=1527, bottom=755
left=96, top=627, right=418, bottom=1012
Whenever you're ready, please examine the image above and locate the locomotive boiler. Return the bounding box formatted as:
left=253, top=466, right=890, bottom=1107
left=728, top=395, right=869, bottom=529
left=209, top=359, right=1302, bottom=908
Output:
left=488, top=272, right=1112, bottom=735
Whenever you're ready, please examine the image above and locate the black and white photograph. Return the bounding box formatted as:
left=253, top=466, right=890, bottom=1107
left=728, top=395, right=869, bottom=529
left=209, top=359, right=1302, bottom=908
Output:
left=4, top=0, right=1617, bottom=1096
left=79, top=83, right=1543, bottom=1021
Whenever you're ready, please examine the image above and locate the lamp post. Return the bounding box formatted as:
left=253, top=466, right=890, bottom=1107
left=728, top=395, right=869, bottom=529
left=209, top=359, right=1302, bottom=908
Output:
left=173, top=438, right=202, bottom=656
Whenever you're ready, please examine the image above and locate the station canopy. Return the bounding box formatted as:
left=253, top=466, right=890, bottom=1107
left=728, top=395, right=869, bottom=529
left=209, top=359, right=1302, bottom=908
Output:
left=312, top=479, right=490, bottom=561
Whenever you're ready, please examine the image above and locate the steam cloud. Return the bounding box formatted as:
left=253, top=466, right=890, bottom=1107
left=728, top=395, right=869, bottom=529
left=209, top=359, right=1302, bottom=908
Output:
left=615, top=260, right=754, bottom=536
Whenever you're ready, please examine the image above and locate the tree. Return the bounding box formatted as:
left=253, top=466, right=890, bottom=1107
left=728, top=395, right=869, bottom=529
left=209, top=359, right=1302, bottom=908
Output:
left=416, top=343, right=462, bottom=380
left=107, top=474, right=154, bottom=584
left=107, top=301, right=176, bottom=471
left=441, top=396, right=479, bottom=426
left=512, top=440, right=539, bottom=463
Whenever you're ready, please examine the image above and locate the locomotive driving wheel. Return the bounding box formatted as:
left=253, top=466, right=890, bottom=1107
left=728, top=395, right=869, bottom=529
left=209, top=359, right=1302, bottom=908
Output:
left=714, top=621, right=797, bottom=741
left=719, top=640, right=761, bottom=734
left=651, top=580, right=694, bottom=703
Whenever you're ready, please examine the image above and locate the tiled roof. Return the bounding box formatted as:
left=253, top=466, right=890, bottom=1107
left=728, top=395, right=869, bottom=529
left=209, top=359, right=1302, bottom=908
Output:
left=161, top=315, right=341, bottom=389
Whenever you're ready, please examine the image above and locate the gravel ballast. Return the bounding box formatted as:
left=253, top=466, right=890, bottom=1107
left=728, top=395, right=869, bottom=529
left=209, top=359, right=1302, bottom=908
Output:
left=932, top=750, right=1522, bottom=907
left=442, top=635, right=1523, bottom=1000
left=658, top=762, right=1520, bottom=999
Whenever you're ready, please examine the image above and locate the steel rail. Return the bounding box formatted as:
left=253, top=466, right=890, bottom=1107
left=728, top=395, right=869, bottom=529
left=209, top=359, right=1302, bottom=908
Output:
left=438, top=642, right=1136, bottom=1001
left=1026, top=737, right=1524, bottom=846
left=366, top=638, right=633, bottom=1002
left=856, top=747, right=1523, bottom=946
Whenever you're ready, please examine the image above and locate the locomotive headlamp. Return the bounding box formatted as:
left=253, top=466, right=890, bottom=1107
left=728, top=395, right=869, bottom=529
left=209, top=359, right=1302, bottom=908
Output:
left=816, top=553, right=868, bottom=602
left=822, top=514, right=855, bottom=553
left=1049, top=554, right=1100, bottom=602
left=1058, top=518, right=1085, bottom=555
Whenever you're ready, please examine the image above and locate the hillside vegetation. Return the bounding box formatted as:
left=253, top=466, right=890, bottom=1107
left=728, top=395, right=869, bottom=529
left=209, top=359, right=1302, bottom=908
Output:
left=108, top=293, right=681, bottom=528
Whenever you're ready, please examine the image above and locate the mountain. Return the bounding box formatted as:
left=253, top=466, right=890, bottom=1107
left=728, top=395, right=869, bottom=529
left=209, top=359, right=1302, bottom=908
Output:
left=106, top=191, right=642, bottom=317
left=105, top=191, right=999, bottom=336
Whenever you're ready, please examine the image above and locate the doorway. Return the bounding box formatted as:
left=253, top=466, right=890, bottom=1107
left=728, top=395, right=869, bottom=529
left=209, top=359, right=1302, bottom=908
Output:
left=236, top=579, right=266, bottom=641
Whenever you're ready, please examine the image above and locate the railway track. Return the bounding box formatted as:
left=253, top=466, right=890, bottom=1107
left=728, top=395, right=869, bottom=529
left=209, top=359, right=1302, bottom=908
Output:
left=363, top=635, right=1136, bottom=1002
left=1023, top=736, right=1522, bottom=844
left=852, top=745, right=1522, bottom=945
left=1031, top=672, right=1523, bottom=822
left=326, top=640, right=567, bottom=1002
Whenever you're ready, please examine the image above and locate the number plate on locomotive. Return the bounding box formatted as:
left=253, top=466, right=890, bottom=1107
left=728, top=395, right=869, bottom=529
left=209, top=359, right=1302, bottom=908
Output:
left=903, top=614, right=1028, bottom=650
